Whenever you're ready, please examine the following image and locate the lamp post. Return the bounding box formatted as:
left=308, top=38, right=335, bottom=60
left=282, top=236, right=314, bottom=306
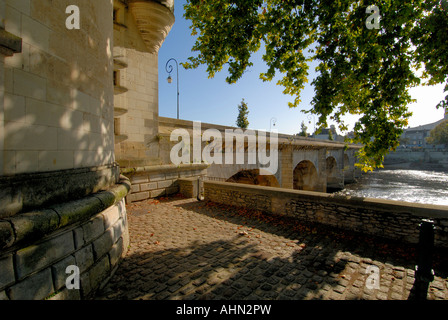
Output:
left=166, top=58, right=179, bottom=119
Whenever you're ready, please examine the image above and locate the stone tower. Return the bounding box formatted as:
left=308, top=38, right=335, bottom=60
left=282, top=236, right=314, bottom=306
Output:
left=0, top=0, right=207, bottom=298
left=0, top=0, right=177, bottom=300
left=112, top=0, right=208, bottom=204
left=113, top=0, right=175, bottom=168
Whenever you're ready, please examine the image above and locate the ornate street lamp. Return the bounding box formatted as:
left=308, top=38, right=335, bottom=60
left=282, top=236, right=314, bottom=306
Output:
left=166, top=58, right=179, bottom=119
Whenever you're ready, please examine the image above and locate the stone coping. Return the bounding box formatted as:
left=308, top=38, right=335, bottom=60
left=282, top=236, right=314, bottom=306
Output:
left=0, top=164, right=120, bottom=218
left=120, top=163, right=209, bottom=175
left=159, top=116, right=362, bottom=150
left=0, top=176, right=131, bottom=251
left=0, top=163, right=119, bottom=181
left=204, top=181, right=448, bottom=220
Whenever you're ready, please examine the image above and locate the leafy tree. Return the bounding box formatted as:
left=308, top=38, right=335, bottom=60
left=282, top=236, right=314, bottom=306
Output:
left=328, top=130, right=334, bottom=141
left=426, top=119, right=448, bottom=145
left=236, top=98, right=250, bottom=128
left=299, top=121, right=308, bottom=137
left=182, top=0, right=448, bottom=171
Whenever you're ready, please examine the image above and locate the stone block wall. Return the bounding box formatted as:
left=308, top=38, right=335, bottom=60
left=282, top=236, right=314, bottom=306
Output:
left=123, top=163, right=208, bottom=203
left=113, top=0, right=174, bottom=168
left=2, top=0, right=115, bottom=176
left=280, top=145, right=293, bottom=189
left=204, top=181, right=448, bottom=248
left=178, top=177, right=206, bottom=199
left=0, top=177, right=130, bottom=300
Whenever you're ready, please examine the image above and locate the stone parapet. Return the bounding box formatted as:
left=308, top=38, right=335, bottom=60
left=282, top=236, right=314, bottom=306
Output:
left=122, top=163, right=208, bottom=203
left=0, top=176, right=131, bottom=300
left=204, top=181, right=448, bottom=248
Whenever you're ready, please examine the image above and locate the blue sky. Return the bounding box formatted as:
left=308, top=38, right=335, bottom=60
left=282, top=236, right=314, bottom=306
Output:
left=158, top=0, right=447, bottom=135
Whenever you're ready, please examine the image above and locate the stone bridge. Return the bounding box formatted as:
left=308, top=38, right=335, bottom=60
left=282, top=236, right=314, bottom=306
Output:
left=159, top=117, right=362, bottom=194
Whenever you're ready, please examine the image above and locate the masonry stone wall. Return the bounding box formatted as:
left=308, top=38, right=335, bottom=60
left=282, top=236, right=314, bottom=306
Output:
left=385, top=149, right=448, bottom=166
left=204, top=181, right=448, bottom=248
left=2, top=0, right=115, bottom=175
left=0, top=176, right=130, bottom=300
left=113, top=0, right=174, bottom=168
left=0, top=0, right=132, bottom=300
left=123, top=163, right=208, bottom=203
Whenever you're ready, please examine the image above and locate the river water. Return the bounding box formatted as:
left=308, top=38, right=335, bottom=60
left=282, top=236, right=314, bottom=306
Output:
left=336, top=169, right=448, bottom=206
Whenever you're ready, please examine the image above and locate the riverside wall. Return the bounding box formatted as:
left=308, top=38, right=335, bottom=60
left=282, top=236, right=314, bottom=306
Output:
left=202, top=181, right=448, bottom=248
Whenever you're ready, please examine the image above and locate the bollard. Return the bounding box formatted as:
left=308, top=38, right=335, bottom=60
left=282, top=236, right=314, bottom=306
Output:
left=415, top=219, right=435, bottom=283
left=410, top=219, right=435, bottom=299
left=197, top=176, right=204, bottom=201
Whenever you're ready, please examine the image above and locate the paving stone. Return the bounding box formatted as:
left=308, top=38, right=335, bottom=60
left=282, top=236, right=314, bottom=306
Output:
left=93, top=197, right=448, bottom=301
left=333, top=284, right=346, bottom=294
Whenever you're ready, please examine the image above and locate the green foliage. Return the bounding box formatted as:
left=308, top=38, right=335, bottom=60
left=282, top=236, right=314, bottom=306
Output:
left=328, top=130, right=334, bottom=141
left=236, top=98, right=250, bottom=129
left=183, top=0, right=448, bottom=171
left=426, top=119, right=448, bottom=145
left=299, top=121, right=308, bottom=137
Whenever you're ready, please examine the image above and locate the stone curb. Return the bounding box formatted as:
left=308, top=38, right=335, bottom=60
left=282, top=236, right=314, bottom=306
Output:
left=120, top=163, right=209, bottom=175
left=0, top=176, right=131, bottom=250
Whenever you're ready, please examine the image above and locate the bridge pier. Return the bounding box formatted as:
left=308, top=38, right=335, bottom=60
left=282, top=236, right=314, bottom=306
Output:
left=280, top=145, right=294, bottom=189
left=326, top=149, right=345, bottom=192
left=343, top=150, right=358, bottom=184
left=317, top=148, right=328, bottom=193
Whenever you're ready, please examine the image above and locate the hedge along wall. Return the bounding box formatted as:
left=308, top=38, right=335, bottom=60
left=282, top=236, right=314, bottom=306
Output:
left=204, top=181, right=448, bottom=248
left=0, top=176, right=131, bottom=300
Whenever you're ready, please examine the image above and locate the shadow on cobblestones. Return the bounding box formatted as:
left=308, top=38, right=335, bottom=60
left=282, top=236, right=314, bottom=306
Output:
left=99, top=236, right=348, bottom=300
left=179, top=200, right=448, bottom=275
left=95, top=197, right=448, bottom=300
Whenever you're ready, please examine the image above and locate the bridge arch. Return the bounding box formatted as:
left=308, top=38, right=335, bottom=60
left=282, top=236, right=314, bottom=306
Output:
left=293, top=160, right=319, bottom=191
left=226, top=168, right=280, bottom=187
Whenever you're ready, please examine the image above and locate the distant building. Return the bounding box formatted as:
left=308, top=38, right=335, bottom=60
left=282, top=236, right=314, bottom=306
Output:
left=313, top=125, right=338, bottom=141
left=312, top=125, right=347, bottom=143
left=399, top=112, right=448, bottom=148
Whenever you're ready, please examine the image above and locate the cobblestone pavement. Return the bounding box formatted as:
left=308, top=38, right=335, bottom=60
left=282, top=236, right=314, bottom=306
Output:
left=95, top=196, right=448, bottom=300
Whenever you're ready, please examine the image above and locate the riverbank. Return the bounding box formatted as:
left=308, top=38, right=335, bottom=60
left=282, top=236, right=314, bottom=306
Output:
left=384, top=148, right=448, bottom=172
left=382, top=161, right=448, bottom=172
